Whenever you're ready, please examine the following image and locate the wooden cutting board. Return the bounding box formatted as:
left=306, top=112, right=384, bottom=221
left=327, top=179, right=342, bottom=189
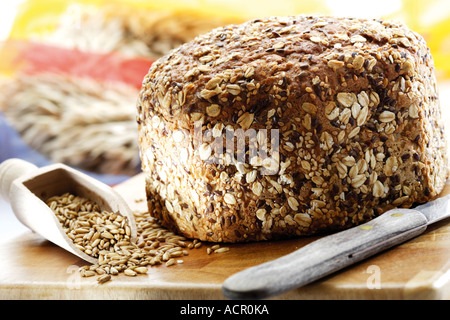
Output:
left=1, top=82, right=450, bottom=300
left=1, top=172, right=450, bottom=300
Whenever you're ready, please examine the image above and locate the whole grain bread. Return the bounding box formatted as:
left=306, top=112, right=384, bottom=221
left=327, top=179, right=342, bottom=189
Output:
left=137, top=15, right=448, bottom=242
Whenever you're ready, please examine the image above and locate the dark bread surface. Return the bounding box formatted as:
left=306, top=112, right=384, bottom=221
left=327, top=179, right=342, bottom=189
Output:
left=137, top=16, right=448, bottom=242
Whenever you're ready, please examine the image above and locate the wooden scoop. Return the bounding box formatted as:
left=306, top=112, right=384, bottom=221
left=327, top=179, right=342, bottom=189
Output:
left=0, top=158, right=137, bottom=264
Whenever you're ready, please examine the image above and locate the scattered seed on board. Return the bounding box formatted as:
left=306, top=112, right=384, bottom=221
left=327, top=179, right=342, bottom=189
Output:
left=207, top=245, right=230, bottom=254
left=165, top=258, right=176, bottom=267
left=214, top=247, right=230, bottom=253
left=124, top=269, right=137, bottom=277
left=97, top=274, right=111, bottom=284
left=134, top=267, right=148, bottom=274
left=194, top=242, right=202, bottom=249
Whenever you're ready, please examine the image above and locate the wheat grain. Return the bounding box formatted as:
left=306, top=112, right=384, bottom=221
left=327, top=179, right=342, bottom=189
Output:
left=46, top=193, right=192, bottom=283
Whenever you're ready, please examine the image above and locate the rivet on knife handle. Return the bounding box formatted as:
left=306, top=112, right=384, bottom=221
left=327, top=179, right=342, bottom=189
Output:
left=222, top=208, right=428, bottom=300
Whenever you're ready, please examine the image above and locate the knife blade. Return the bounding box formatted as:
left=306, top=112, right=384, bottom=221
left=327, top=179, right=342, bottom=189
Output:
left=413, top=194, right=450, bottom=225
left=222, top=194, right=450, bottom=300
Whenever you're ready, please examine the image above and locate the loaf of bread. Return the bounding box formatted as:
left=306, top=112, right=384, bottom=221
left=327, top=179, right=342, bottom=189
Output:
left=136, top=15, right=448, bottom=242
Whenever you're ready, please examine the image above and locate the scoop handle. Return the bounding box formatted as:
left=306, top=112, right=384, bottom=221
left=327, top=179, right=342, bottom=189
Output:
left=0, top=158, right=38, bottom=203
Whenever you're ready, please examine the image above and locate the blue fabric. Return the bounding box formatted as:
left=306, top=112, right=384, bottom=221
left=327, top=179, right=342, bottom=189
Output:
left=0, top=111, right=132, bottom=185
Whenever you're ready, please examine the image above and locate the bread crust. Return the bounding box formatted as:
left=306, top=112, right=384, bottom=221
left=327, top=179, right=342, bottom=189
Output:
left=137, top=16, right=448, bottom=242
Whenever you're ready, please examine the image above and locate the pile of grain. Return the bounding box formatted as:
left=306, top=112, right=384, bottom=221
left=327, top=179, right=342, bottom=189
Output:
left=46, top=193, right=229, bottom=284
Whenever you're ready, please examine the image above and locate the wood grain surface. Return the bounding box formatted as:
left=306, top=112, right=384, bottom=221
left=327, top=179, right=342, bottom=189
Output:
left=0, top=82, right=450, bottom=300
left=1, top=172, right=450, bottom=300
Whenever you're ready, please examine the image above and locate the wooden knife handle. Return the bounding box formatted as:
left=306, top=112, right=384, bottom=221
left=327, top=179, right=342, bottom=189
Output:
left=222, top=208, right=428, bottom=300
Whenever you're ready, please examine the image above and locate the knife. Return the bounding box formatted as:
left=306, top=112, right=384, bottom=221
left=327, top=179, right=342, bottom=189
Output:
left=222, top=194, right=450, bottom=300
